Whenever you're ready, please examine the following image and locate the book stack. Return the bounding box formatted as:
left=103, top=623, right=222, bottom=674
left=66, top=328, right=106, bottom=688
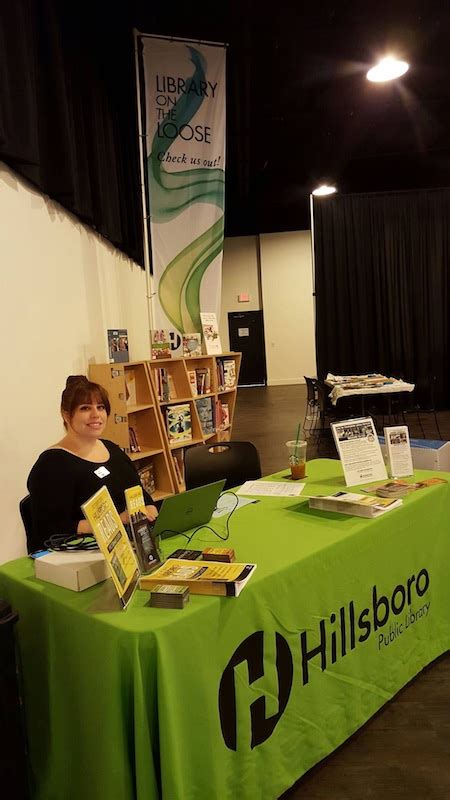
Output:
left=202, top=547, right=235, bottom=563
left=166, top=403, right=192, bottom=443
left=149, top=584, right=190, bottom=609
left=309, top=492, right=402, bottom=518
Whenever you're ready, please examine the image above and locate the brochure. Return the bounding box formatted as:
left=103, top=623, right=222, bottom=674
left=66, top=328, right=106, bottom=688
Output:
left=124, top=486, right=162, bottom=574
left=331, top=417, right=387, bottom=486
left=107, top=329, right=129, bottom=363
left=200, top=312, right=222, bottom=355
left=308, top=491, right=402, bottom=518
left=82, top=486, right=139, bottom=608
left=140, top=559, right=256, bottom=597
left=384, top=425, right=413, bottom=478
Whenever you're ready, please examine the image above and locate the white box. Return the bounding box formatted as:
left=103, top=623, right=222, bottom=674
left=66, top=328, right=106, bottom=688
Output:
left=34, top=551, right=109, bottom=592
left=379, top=437, right=450, bottom=472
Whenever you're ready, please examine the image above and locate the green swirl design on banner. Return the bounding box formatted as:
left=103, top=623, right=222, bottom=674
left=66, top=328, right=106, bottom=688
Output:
left=147, top=46, right=225, bottom=332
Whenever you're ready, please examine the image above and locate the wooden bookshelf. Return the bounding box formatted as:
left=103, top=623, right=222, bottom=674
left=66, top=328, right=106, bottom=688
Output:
left=88, top=361, right=176, bottom=501
left=147, top=353, right=241, bottom=491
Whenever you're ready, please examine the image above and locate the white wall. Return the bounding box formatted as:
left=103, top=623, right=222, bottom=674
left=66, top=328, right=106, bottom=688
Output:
left=260, top=231, right=316, bottom=385
left=0, top=163, right=150, bottom=564
left=219, top=235, right=261, bottom=351
left=220, top=231, right=316, bottom=385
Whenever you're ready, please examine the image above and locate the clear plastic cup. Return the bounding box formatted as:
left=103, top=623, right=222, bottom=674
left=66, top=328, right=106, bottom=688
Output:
left=286, top=440, right=307, bottom=480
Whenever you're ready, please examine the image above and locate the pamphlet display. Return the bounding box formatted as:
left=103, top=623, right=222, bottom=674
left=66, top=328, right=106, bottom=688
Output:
left=82, top=486, right=139, bottom=608
left=383, top=425, right=414, bottom=478
left=182, top=333, right=202, bottom=357
left=331, top=417, right=387, bottom=486
left=107, top=329, right=129, bottom=363
left=124, top=486, right=162, bottom=574
left=200, top=312, right=222, bottom=355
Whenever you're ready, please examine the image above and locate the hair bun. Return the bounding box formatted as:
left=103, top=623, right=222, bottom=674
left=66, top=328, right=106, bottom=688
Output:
left=65, top=375, right=87, bottom=388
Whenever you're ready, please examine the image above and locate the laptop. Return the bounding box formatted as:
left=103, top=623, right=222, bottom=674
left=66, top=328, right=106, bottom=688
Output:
left=152, top=479, right=226, bottom=539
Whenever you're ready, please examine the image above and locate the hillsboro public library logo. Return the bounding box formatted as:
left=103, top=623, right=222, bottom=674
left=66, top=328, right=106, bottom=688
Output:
left=218, top=568, right=430, bottom=750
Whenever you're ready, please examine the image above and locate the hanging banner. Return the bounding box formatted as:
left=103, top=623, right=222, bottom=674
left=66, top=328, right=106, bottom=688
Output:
left=140, top=36, right=226, bottom=344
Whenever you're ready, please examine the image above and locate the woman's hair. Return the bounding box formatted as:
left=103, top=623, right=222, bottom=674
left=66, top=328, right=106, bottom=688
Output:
left=61, top=375, right=111, bottom=426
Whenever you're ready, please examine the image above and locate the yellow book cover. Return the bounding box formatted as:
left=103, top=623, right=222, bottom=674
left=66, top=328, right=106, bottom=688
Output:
left=82, top=486, right=139, bottom=607
left=140, top=559, right=256, bottom=597
left=125, top=485, right=146, bottom=516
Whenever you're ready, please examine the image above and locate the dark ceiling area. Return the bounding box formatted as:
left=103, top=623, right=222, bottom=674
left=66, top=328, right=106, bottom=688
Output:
left=133, top=0, right=450, bottom=234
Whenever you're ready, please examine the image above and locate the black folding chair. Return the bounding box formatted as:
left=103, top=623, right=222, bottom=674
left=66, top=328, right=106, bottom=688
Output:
left=184, top=441, right=262, bottom=491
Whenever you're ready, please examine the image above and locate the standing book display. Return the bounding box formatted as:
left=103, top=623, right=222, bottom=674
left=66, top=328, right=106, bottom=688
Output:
left=331, top=417, right=387, bottom=486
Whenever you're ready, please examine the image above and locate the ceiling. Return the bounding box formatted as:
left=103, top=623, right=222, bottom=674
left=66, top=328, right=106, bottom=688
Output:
left=132, top=0, right=450, bottom=234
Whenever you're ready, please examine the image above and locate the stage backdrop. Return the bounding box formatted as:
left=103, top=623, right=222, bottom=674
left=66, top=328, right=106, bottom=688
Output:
left=140, top=36, right=226, bottom=343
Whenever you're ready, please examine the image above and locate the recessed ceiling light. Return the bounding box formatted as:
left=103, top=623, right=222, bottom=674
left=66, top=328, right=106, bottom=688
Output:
left=367, top=57, right=409, bottom=82
left=312, top=184, right=337, bottom=197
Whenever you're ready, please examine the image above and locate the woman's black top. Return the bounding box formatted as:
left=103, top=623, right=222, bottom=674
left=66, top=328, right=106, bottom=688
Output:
left=27, top=440, right=152, bottom=552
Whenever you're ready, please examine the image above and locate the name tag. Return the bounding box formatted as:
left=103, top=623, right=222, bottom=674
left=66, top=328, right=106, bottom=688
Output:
left=94, top=466, right=110, bottom=479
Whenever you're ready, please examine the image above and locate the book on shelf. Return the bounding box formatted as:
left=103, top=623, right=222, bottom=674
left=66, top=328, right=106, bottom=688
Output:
left=223, top=359, right=236, bottom=388
left=172, top=452, right=184, bottom=485
left=308, top=491, right=402, bottom=518
left=200, top=312, right=222, bottom=355
left=188, top=369, right=198, bottom=396
left=166, top=403, right=192, bottom=443
left=129, top=426, right=141, bottom=453
left=150, top=329, right=172, bottom=360
left=138, top=463, right=156, bottom=496
left=140, top=558, right=257, bottom=597
left=216, top=399, right=230, bottom=430
left=107, top=328, right=129, bottom=364
left=216, top=357, right=236, bottom=390
left=182, top=333, right=202, bottom=357
left=155, top=367, right=176, bottom=402
left=196, top=396, right=215, bottom=435
left=196, top=367, right=211, bottom=394
left=125, top=369, right=137, bottom=406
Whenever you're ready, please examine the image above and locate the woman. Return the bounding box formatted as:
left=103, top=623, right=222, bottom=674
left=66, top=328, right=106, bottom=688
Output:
left=27, top=375, right=158, bottom=552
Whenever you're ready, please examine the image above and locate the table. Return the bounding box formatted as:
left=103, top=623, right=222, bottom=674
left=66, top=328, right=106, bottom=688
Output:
left=325, top=373, right=415, bottom=414
left=1, top=459, right=450, bottom=800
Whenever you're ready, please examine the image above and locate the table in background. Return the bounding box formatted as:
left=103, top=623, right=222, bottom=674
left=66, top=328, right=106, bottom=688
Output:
left=325, top=373, right=415, bottom=415
left=1, top=459, right=449, bottom=800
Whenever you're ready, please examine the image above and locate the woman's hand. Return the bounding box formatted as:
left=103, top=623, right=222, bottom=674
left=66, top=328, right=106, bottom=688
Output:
left=144, top=504, right=158, bottom=522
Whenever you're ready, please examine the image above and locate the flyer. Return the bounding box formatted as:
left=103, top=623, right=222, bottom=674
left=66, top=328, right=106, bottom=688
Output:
left=384, top=425, right=414, bottom=478
left=82, top=486, right=139, bottom=608
left=331, top=417, right=387, bottom=486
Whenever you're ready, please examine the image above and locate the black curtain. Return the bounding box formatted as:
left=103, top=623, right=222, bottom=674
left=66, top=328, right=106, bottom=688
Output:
left=0, top=0, right=144, bottom=265
left=314, top=188, right=450, bottom=407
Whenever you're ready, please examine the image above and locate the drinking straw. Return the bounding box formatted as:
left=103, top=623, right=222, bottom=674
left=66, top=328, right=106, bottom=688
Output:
left=294, top=422, right=301, bottom=458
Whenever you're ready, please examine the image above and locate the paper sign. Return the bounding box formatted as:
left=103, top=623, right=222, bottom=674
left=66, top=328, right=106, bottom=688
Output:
left=238, top=328, right=249, bottom=337
left=384, top=425, right=414, bottom=478
left=82, top=486, right=139, bottom=608
left=332, top=417, right=388, bottom=486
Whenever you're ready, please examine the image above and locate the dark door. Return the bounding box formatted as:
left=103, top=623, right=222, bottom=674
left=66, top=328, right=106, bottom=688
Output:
left=228, top=310, right=267, bottom=386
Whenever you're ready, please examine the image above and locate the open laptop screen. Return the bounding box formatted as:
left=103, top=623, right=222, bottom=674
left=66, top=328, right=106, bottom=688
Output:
left=152, top=480, right=226, bottom=539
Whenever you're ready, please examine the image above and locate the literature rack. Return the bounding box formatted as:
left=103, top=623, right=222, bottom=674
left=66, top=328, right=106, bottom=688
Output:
left=147, top=353, right=241, bottom=491
left=88, top=362, right=176, bottom=502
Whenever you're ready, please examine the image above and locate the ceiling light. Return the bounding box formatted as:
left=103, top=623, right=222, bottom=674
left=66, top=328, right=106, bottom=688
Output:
left=312, top=184, right=337, bottom=197
left=366, top=57, right=409, bottom=82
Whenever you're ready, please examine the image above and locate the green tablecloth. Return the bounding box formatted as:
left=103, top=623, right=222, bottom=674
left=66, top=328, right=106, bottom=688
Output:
left=1, top=459, right=450, bottom=800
